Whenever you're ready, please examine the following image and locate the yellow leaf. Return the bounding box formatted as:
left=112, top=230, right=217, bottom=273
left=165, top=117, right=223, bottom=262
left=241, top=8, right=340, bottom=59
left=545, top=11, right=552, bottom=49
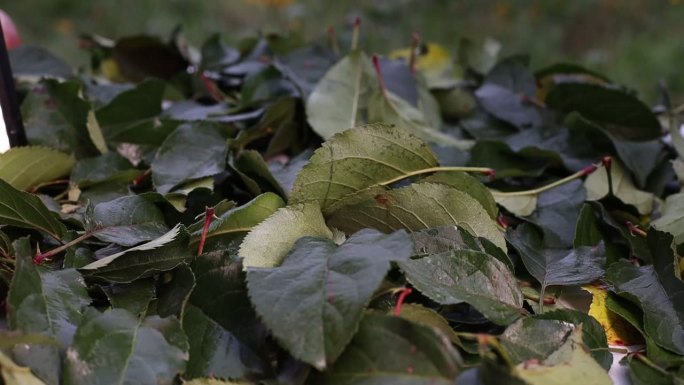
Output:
left=584, top=286, right=642, bottom=346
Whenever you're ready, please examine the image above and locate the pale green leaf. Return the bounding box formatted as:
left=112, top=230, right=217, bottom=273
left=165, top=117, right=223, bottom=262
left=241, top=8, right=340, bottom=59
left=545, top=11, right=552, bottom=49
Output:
left=239, top=203, right=333, bottom=268
left=368, top=88, right=474, bottom=149
left=86, top=110, right=108, bottom=154
left=0, top=351, right=47, bottom=385
left=189, top=192, right=285, bottom=247
left=290, top=123, right=438, bottom=214
left=585, top=161, right=654, bottom=215
left=327, top=182, right=506, bottom=251
left=511, top=327, right=612, bottom=385
left=306, top=50, right=375, bottom=139
left=492, top=191, right=537, bottom=216
left=0, top=146, right=74, bottom=191
left=393, top=303, right=460, bottom=344
left=651, top=193, right=684, bottom=245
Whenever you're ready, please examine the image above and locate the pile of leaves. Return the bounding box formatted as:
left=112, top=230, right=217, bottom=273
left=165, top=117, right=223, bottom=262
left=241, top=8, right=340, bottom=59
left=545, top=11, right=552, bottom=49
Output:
left=1, top=22, right=684, bottom=385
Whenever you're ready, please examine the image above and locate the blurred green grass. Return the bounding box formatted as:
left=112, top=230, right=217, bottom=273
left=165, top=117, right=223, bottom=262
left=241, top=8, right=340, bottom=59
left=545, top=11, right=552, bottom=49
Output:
left=4, top=0, right=684, bottom=103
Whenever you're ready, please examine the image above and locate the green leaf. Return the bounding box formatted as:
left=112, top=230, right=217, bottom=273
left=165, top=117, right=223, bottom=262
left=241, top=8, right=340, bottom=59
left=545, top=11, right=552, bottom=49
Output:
left=475, top=56, right=542, bottom=129
left=152, top=122, right=227, bottom=194
left=533, top=309, right=612, bottom=370
left=232, top=150, right=286, bottom=197
left=63, top=309, right=188, bottom=385
left=606, top=231, right=684, bottom=355
left=95, top=79, right=168, bottom=144
left=507, top=224, right=605, bottom=295
left=0, top=147, right=74, bottom=191
left=184, top=379, right=251, bottom=385
left=7, top=238, right=90, bottom=384
left=410, top=225, right=513, bottom=269
left=368, top=88, right=472, bottom=148
left=393, top=303, right=461, bottom=344
left=311, top=313, right=461, bottom=385
left=182, top=305, right=262, bottom=380
left=422, top=171, right=498, bottom=219
left=156, top=264, right=196, bottom=318
left=510, top=326, right=612, bottom=385
left=290, top=123, right=438, bottom=214
left=85, top=110, right=108, bottom=154
left=70, top=152, right=139, bottom=188
left=399, top=249, right=522, bottom=325
left=306, top=50, right=374, bottom=139
left=0, top=179, right=67, bottom=240
left=92, top=195, right=169, bottom=246
left=246, top=229, right=413, bottom=369
left=327, top=182, right=507, bottom=252
left=189, top=193, right=285, bottom=248
left=22, top=79, right=97, bottom=158
left=493, top=193, right=537, bottom=217
left=546, top=83, right=661, bottom=141
left=524, top=180, right=586, bottom=248
left=499, top=318, right=573, bottom=363
left=585, top=161, right=654, bottom=215
left=80, top=224, right=192, bottom=283
left=574, top=203, right=604, bottom=248
left=239, top=203, right=333, bottom=268
left=189, top=252, right=270, bottom=377
left=652, top=193, right=684, bottom=246
left=101, top=279, right=156, bottom=316
left=0, top=351, right=47, bottom=385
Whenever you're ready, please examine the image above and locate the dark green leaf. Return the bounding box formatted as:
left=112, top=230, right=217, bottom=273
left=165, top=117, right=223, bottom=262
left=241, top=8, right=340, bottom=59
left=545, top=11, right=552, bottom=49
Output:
left=95, top=79, right=169, bottom=144
left=534, top=309, right=612, bottom=370
left=80, top=224, right=192, bottom=283
left=189, top=252, right=270, bottom=377
left=507, top=223, right=605, bottom=294
left=399, top=249, right=522, bottom=325
left=0, top=179, right=67, bottom=241
left=92, top=195, right=169, bottom=246
left=63, top=308, right=188, bottom=385
left=100, top=279, right=156, bottom=316
left=151, top=122, right=227, bottom=194
left=156, top=264, right=195, bottom=318
left=22, top=79, right=97, bottom=158
left=525, top=180, right=586, bottom=248
left=8, top=238, right=90, bottom=384
left=247, top=229, right=413, bottom=369
left=607, top=231, right=684, bottom=355
left=546, top=83, right=661, bottom=141
left=70, top=152, right=139, bottom=188
left=499, top=318, right=573, bottom=363
left=182, top=305, right=264, bottom=380
left=312, top=313, right=461, bottom=385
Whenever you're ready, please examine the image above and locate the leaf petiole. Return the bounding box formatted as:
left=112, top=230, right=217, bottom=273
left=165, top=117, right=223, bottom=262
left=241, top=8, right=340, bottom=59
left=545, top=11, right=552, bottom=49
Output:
left=491, top=163, right=599, bottom=198
left=379, top=166, right=494, bottom=186
left=33, top=228, right=100, bottom=265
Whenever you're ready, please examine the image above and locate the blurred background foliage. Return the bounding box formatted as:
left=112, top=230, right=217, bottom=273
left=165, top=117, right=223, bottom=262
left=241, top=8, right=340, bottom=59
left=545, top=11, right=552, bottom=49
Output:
left=4, top=0, right=684, bottom=102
